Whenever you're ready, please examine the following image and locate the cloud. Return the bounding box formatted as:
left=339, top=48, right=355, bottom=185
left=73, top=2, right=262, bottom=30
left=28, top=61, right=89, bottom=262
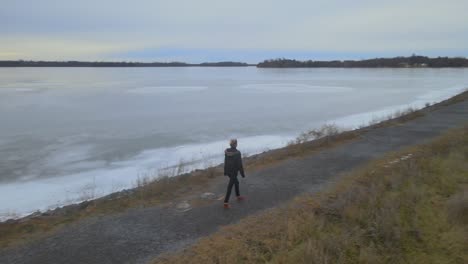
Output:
left=1, top=0, right=467, bottom=62
left=0, top=36, right=137, bottom=61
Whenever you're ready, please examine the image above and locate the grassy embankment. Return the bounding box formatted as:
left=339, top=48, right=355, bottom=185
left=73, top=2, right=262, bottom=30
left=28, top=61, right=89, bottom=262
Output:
left=0, top=90, right=467, bottom=249
left=154, top=125, right=468, bottom=264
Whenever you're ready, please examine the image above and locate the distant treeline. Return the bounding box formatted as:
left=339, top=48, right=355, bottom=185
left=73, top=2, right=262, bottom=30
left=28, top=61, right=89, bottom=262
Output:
left=0, top=60, right=250, bottom=67
left=257, top=55, right=468, bottom=68
left=3, top=56, right=468, bottom=68
left=199, top=62, right=250, bottom=67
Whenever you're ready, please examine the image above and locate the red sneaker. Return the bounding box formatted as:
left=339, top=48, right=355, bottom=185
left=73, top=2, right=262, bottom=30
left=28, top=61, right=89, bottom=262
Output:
left=223, top=203, right=230, bottom=209
left=237, top=196, right=246, bottom=201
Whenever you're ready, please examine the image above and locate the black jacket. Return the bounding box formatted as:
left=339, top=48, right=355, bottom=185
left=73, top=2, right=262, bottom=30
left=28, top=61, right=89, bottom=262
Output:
left=224, top=147, right=245, bottom=177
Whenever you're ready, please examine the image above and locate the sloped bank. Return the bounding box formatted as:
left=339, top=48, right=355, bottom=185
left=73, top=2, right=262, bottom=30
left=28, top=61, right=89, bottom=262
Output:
left=154, top=125, right=467, bottom=264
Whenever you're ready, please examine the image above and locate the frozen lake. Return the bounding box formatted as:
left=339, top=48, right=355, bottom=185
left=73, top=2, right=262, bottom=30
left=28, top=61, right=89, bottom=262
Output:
left=1, top=67, right=467, bottom=219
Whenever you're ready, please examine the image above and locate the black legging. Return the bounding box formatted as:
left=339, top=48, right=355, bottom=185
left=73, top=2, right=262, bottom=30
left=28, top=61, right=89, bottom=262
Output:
left=224, top=175, right=240, bottom=203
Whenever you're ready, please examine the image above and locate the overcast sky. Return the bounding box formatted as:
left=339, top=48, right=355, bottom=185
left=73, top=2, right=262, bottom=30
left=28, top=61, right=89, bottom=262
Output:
left=1, top=0, right=467, bottom=63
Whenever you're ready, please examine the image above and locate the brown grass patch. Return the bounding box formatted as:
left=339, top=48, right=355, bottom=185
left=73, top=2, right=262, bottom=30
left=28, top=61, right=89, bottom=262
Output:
left=154, top=125, right=468, bottom=264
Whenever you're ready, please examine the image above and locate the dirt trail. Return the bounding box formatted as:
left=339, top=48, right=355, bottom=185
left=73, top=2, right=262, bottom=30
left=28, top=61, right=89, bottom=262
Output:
left=1, top=99, right=467, bottom=264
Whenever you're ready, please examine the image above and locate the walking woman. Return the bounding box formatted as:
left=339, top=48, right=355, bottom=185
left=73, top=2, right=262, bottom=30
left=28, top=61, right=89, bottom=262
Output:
left=223, top=139, right=246, bottom=208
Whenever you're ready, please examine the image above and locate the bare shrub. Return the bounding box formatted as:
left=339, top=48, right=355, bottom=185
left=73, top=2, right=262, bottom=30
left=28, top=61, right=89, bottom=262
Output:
left=78, top=177, right=97, bottom=201
left=135, top=174, right=154, bottom=188
left=368, top=107, right=420, bottom=127
left=176, top=158, right=187, bottom=175
left=290, top=124, right=342, bottom=145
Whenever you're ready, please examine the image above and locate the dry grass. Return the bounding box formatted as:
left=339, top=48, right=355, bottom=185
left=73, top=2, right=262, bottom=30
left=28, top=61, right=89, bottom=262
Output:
left=365, top=89, right=468, bottom=130
left=154, top=125, right=468, bottom=264
left=289, top=124, right=343, bottom=145
left=366, top=106, right=421, bottom=127
left=447, top=190, right=468, bottom=226
left=245, top=125, right=358, bottom=170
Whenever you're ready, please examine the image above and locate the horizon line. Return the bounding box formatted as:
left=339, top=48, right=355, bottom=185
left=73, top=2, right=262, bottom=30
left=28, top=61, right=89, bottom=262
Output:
left=1, top=54, right=468, bottom=65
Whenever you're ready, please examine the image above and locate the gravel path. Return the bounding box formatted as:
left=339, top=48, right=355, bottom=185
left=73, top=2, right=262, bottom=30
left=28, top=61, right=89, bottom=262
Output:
left=1, top=99, right=467, bottom=264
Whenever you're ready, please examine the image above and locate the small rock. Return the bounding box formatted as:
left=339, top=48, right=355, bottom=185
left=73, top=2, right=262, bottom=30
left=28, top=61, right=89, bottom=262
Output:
left=175, top=201, right=191, bottom=212
left=200, top=192, right=216, bottom=200
left=400, top=154, right=413, bottom=160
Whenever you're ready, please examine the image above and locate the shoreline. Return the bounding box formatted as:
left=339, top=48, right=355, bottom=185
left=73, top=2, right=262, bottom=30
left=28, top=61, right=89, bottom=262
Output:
left=0, top=88, right=468, bottom=263
left=0, top=87, right=467, bottom=223
left=1, top=87, right=467, bottom=262
left=0, top=86, right=466, bottom=223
